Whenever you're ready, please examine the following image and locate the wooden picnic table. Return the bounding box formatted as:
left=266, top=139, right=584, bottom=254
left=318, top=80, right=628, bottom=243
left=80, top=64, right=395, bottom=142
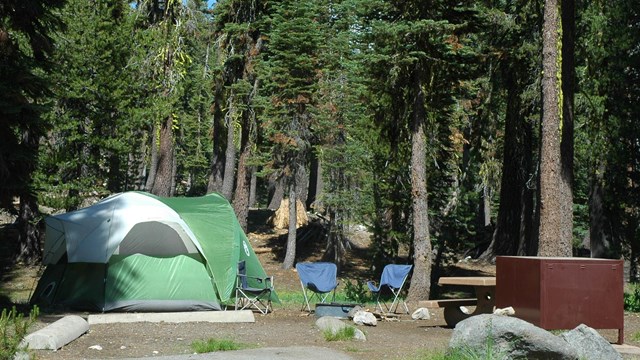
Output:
left=434, top=276, right=496, bottom=327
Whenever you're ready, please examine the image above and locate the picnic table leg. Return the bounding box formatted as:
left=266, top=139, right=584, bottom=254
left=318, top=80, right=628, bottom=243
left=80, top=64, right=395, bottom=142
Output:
left=471, top=286, right=495, bottom=315
left=443, top=305, right=472, bottom=327
left=618, top=328, right=624, bottom=345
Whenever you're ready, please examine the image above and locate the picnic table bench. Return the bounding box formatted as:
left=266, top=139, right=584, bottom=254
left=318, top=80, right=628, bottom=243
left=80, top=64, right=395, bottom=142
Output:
left=419, top=276, right=496, bottom=327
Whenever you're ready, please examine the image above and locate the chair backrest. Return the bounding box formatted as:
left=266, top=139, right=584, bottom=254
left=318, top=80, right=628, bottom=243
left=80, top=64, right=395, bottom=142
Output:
left=380, top=264, right=412, bottom=289
left=238, top=260, right=248, bottom=288
left=296, top=262, right=337, bottom=293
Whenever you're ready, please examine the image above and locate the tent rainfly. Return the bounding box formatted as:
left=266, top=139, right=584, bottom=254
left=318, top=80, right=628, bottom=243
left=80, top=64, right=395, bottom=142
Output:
left=30, top=191, right=274, bottom=312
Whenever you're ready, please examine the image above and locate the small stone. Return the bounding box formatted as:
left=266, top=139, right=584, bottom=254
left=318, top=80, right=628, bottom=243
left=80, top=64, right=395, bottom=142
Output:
left=352, top=310, right=377, bottom=326
left=89, top=345, right=102, bottom=351
left=411, top=308, right=431, bottom=320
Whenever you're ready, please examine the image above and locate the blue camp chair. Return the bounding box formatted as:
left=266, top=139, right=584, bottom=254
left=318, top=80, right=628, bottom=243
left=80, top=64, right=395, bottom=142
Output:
left=367, top=264, right=412, bottom=314
left=235, top=260, right=274, bottom=314
left=296, top=262, right=338, bottom=312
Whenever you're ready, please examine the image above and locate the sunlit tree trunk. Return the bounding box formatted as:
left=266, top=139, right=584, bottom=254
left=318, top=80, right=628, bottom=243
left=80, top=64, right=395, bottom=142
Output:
left=150, top=117, right=174, bottom=197
left=538, top=0, right=570, bottom=256
left=560, top=0, right=575, bottom=253
left=282, top=183, right=297, bottom=269
left=407, top=67, right=432, bottom=303
left=221, top=92, right=237, bottom=201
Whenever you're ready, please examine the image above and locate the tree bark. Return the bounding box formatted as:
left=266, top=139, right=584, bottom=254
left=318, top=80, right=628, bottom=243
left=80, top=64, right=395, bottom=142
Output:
left=480, top=67, right=534, bottom=259
left=249, top=168, right=257, bottom=207
left=232, top=108, right=253, bottom=232
left=207, top=80, right=226, bottom=194
left=15, top=192, right=41, bottom=265
left=268, top=175, right=285, bottom=210
left=282, top=183, right=297, bottom=270
left=221, top=93, right=237, bottom=201
left=589, top=170, right=620, bottom=258
left=560, top=0, right=575, bottom=253
left=145, top=122, right=158, bottom=192
left=407, top=67, right=432, bottom=303
left=538, top=0, right=569, bottom=257
left=307, top=150, right=320, bottom=210
left=150, top=116, right=174, bottom=197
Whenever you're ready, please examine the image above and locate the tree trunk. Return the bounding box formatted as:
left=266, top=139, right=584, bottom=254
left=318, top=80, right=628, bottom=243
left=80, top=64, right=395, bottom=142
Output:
left=560, top=0, right=575, bottom=253
left=480, top=67, right=534, bottom=259
left=282, top=182, right=297, bottom=269
left=15, top=192, right=41, bottom=265
left=207, top=81, right=226, bottom=194
left=268, top=175, right=285, bottom=210
left=145, top=128, right=158, bottom=191
left=407, top=67, right=432, bottom=303
left=538, top=0, right=569, bottom=256
left=295, top=162, right=309, bottom=211
left=232, top=109, right=253, bottom=232
left=589, top=171, right=620, bottom=258
left=150, top=117, right=174, bottom=197
left=325, top=208, right=346, bottom=267
left=221, top=93, right=236, bottom=201
left=307, top=150, right=320, bottom=210
left=632, top=248, right=639, bottom=284
left=249, top=168, right=257, bottom=207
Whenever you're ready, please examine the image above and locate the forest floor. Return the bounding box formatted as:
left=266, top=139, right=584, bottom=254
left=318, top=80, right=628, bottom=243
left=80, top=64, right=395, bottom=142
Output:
left=1, top=208, right=640, bottom=359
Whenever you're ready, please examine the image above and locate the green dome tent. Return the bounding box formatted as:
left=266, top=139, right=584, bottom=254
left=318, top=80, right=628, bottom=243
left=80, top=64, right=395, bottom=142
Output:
left=31, top=191, right=275, bottom=312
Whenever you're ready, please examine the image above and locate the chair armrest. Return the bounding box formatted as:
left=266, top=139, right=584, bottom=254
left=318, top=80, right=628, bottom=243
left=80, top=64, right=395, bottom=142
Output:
left=238, top=274, right=274, bottom=289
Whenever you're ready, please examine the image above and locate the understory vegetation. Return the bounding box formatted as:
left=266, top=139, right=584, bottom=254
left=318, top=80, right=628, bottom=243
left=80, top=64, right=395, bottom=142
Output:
left=0, top=306, right=39, bottom=360
left=190, top=338, right=253, bottom=353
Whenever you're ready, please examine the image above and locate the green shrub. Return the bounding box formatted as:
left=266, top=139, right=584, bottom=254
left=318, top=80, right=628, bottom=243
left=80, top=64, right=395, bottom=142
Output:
left=191, top=338, right=252, bottom=353
left=0, top=306, right=39, bottom=360
left=625, top=285, right=640, bottom=312
left=323, top=326, right=357, bottom=341
left=343, top=280, right=372, bottom=304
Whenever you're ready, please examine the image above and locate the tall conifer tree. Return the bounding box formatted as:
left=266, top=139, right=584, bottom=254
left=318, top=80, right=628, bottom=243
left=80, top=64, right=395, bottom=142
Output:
left=259, top=0, right=326, bottom=269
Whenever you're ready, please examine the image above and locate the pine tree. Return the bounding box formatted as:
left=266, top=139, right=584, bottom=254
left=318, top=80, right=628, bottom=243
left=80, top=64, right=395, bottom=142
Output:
left=258, top=0, right=327, bottom=269
left=362, top=0, right=480, bottom=301
left=0, top=0, right=64, bottom=263
left=39, top=0, right=135, bottom=209
left=212, top=0, right=267, bottom=228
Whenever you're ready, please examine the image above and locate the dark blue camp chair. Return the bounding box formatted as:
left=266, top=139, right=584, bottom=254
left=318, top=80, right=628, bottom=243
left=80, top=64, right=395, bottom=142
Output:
left=367, top=264, right=412, bottom=314
left=235, top=260, right=274, bottom=314
left=296, top=262, right=338, bottom=312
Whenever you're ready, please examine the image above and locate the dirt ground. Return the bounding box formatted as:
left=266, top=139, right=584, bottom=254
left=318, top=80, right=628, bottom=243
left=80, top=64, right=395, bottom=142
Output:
left=2, top=210, right=640, bottom=359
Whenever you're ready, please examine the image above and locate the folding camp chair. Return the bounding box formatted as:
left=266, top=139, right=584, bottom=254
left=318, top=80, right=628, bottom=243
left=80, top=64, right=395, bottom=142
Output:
left=235, top=260, right=274, bottom=314
left=367, top=264, right=412, bottom=314
left=296, top=262, right=338, bottom=312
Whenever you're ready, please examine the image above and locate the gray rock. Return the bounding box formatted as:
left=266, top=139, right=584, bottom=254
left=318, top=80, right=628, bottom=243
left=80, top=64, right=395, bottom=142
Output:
left=449, top=314, right=579, bottom=360
left=13, top=351, right=30, bottom=360
left=22, top=315, right=89, bottom=350
left=316, top=316, right=366, bottom=341
left=411, top=307, right=431, bottom=320
left=561, top=324, right=622, bottom=360
left=352, top=310, right=377, bottom=326
left=347, top=305, right=364, bottom=318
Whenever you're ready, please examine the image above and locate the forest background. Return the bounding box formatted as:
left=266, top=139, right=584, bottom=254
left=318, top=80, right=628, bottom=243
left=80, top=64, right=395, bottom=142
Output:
left=1, top=0, right=639, bottom=302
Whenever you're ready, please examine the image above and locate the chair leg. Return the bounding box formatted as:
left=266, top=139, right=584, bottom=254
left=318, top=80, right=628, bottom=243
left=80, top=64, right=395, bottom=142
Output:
left=301, top=289, right=312, bottom=312
left=236, top=289, right=272, bottom=314
left=300, top=282, right=313, bottom=312
left=389, top=289, right=409, bottom=314
left=374, top=292, right=384, bottom=313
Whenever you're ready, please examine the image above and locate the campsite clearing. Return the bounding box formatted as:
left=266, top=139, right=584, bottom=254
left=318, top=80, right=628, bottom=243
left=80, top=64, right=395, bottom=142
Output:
left=3, top=209, right=640, bottom=359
